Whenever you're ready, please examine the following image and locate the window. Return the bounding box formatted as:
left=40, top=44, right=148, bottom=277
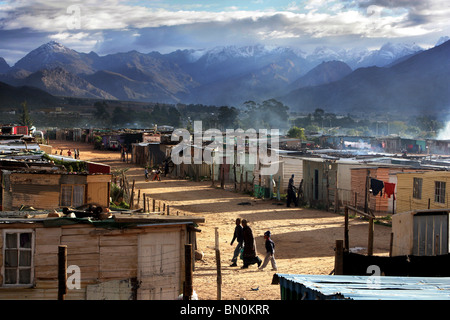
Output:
left=60, top=184, right=85, bottom=207
left=435, top=181, right=446, bottom=204
left=413, top=178, right=422, bottom=199
left=3, top=231, right=34, bottom=286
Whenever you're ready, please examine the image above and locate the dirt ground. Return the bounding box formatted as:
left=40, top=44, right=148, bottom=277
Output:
left=49, top=140, right=393, bottom=300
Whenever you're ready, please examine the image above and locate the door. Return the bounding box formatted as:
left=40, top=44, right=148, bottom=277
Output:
left=413, top=214, right=448, bottom=256
left=314, top=169, right=319, bottom=200
left=138, top=231, right=181, bottom=300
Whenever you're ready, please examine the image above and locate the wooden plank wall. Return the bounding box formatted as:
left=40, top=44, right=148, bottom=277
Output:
left=0, top=223, right=187, bottom=300
left=87, top=182, right=110, bottom=208
left=2, top=172, right=111, bottom=211
left=7, top=173, right=61, bottom=210
left=280, top=156, right=303, bottom=192
left=350, top=167, right=393, bottom=214
left=351, top=167, right=429, bottom=215
left=397, top=171, right=450, bottom=213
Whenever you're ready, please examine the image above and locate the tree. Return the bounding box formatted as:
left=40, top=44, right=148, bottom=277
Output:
left=111, top=106, right=133, bottom=127
left=18, top=101, right=33, bottom=129
left=414, top=116, right=442, bottom=136
left=218, top=106, right=238, bottom=129
left=93, top=101, right=110, bottom=127
left=287, top=126, right=306, bottom=140
left=240, top=99, right=289, bottom=130
left=167, top=106, right=181, bottom=127
left=239, top=100, right=262, bottom=129
left=259, top=99, right=289, bottom=129
left=313, top=108, right=325, bottom=122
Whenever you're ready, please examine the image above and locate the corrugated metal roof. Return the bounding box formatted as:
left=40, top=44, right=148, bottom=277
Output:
left=0, top=213, right=205, bottom=227
left=277, top=274, right=450, bottom=300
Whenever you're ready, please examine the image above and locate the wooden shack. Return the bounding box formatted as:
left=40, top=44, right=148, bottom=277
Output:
left=426, top=139, right=450, bottom=155
left=273, top=155, right=303, bottom=193
left=396, top=170, right=450, bottom=213
left=0, top=213, right=204, bottom=300
left=0, top=171, right=111, bottom=211
left=350, top=166, right=427, bottom=215
left=392, top=209, right=450, bottom=256
left=350, top=166, right=393, bottom=214
left=131, top=142, right=171, bottom=167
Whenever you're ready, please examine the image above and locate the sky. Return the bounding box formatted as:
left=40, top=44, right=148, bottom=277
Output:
left=0, top=0, right=449, bottom=65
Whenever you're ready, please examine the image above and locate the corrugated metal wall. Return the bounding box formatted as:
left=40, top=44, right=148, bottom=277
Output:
left=413, top=213, right=449, bottom=255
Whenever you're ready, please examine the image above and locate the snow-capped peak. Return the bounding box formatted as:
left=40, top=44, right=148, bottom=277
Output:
left=436, top=36, right=450, bottom=47
left=12, top=40, right=84, bottom=72
left=201, top=44, right=305, bottom=66
left=39, top=41, right=72, bottom=54
left=378, top=42, right=422, bottom=59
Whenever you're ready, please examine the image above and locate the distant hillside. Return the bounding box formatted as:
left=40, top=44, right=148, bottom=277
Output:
left=0, top=81, right=61, bottom=109
left=0, top=40, right=429, bottom=108
left=22, top=67, right=116, bottom=100
left=279, top=40, right=450, bottom=116
left=12, top=41, right=95, bottom=75
left=0, top=58, right=10, bottom=74
left=288, top=60, right=352, bottom=91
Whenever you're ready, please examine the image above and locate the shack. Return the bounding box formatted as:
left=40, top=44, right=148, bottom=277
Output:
left=0, top=171, right=111, bottom=211
left=302, top=158, right=336, bottom=207
left=276, top=274, right=450, bottom=300
left=131, top=142, right=171, bottom=168
left=0, top=213, right=204, bottom=300
left=426, top=139, right=450, bottom=155
left=396, top=170, right=450, bottom=213
left=392, top=209, right=450, bottom=256
left=350, top=165, right=428, bottom=215
left=272, top=155, right=303, bottom=193
left=375, top=136, right=426, bottom=154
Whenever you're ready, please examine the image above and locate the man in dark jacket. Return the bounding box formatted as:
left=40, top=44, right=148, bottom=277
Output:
left=241, top=219, right=262, bottom=269
left=230, top=218, right=243, bottom=267
left=287, top=174, right=297, bottom=207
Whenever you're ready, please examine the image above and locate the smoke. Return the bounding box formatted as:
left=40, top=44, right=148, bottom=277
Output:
left=437, top=121, right=450, bottom=140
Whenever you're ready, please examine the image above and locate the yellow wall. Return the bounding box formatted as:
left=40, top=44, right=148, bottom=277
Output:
left=396, top=171, right=450, bottom=213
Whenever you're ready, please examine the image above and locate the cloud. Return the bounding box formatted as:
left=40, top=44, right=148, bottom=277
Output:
left=2, top=0, right=446, bottom=35
left=0, top=0, right=448, bottom=62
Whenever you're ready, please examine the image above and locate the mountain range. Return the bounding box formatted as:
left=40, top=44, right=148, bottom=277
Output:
left=281, top=39, right=450, bottom=116
left=0, top=38, right=448, bottom=116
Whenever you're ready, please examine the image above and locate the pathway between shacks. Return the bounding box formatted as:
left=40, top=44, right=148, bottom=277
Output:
left=50, top=140, right=392, bottom=300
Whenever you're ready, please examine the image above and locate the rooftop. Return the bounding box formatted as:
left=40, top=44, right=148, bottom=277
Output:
left=277, top=274, right=450, bottom=300
left=0, top=211, right=205, bottom=228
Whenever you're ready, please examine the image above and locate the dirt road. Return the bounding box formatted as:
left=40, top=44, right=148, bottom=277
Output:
left=49, top=140, right=392, bottom=300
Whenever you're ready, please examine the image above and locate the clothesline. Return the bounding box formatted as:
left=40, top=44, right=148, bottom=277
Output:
left=370, top=178, right=396, bottom=200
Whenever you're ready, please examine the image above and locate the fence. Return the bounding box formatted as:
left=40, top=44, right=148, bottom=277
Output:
left=341, top=251, right=450, bottom=277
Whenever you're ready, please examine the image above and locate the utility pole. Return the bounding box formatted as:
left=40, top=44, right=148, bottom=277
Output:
left=58, top=245, right=67, bottom=300
left=184, top=244, right=193, bottom=300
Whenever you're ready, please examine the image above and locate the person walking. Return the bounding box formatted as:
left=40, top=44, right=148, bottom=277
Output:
left=241, top=219, right=262, bottom=269
left=164, top=159, right=170, bottom=177
left=230, top=218, right=243, bottom=267
left=286, top=174, right=297, bottom=207
left=259, top=231, right=277, bottom=271
left=144, top=167, right=149, bottom=181
left=152, top=167, right=161, bottom=181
